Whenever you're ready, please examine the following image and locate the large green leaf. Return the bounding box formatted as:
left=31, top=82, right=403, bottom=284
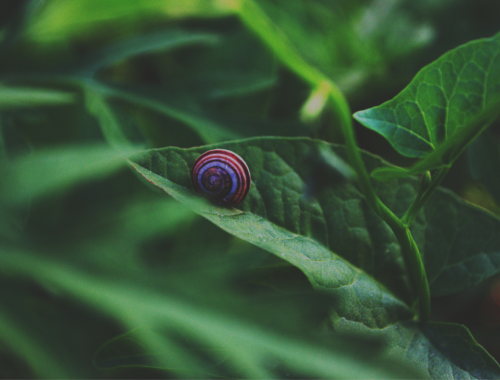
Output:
left=354, top=32, right=500, bottom=178
left=336, top=320, right=500, bottom=380
left=130, top=137, right=416, bottom=305
left=128, top=136, right=500, bottom=377
left=415, top=188, right=500, bottom=297
left=129, top=136, right=500, bottom=299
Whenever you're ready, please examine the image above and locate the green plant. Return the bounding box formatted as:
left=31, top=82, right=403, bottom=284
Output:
left=2, top=0, right=500, bottom=378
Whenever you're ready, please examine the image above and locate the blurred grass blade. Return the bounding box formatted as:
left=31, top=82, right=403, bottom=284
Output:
left=26, top=0, right=235, bottom=43
left=93, top=327, right=221, bottom=377
left=0, top=0, right=45, bottom=55
left=0, top=144, right=136, bottom=203
left=74, top=30, right=219, bottom=76
left=83, top=86, right=137, bottom=149
left=0, top=251, right=423, bottom=379
left=92, top=81, right=240, bottom=143
left=0, top=310, right=70, bottom=378
left=0, top=116, right=31, bottom=236
left=0, top=85, right=75, bottom=108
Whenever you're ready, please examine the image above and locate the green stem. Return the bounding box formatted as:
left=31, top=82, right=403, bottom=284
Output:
left=236, top=0, right=431, bottom=321
left=402, top=167, right=450, bottom=227
left=401, top=228, right=431, bottom=322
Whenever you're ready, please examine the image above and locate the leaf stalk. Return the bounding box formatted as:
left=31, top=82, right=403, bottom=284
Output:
left=402, top=167, right=450, bottom=227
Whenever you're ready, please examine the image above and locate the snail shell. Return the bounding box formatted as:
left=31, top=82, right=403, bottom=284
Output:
left=191, top=149, right=251, bottom=206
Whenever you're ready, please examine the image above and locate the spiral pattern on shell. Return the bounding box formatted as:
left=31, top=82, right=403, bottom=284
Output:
left=191, top=149, right=251, bottom=206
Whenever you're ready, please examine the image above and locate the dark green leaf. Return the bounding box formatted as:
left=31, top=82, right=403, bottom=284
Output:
left=354, top=32, right=500, bottom=175
left=129, top=136, right=500, bottom=299
left=469, top=128, right=500, bottom=203
left=129, top=137, right=417, bottom=305
left=334, top=320, right=500, bottom=380
left=414, top=188, right=500, bottom=297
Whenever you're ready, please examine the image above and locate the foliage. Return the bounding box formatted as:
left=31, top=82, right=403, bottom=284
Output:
left=1, top=0, right=500, bottom=378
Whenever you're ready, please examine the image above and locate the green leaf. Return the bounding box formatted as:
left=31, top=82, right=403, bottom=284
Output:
left=128, top=136, right=500, bottom=299
left=128, top=136, right=500, bottom=377
left=370, top=104, right=500, bottom=181
left=335, top=320, right=500, bottom=379
left=354, top=32, right=500, bottom=174
left=414, top=187, right=500, bottom=297
left=129, top=137, right=417, bottom=305
left=0, top=85, right=75, bottom=108
left=469, top=128, right=500, bottom=203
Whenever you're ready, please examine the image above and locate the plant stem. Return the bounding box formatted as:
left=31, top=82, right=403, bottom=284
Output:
left=402, top=167, right=450, bottom=227
left=236, top=0, right=431, bottom=321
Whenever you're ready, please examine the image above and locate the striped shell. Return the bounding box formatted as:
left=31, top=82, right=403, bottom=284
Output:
left=191, top=149, right=251, bottom=206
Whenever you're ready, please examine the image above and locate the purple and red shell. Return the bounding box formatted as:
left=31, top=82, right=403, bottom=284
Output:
left=191, top=149, right=251, bottom=206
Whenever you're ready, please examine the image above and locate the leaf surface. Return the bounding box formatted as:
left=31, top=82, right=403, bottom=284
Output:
left=129, top=136, right=500, bottom=377
left=415, top=188, right=500, bottom=296
left=129, top=137, right=500, bottom=299
left=468, top=128, right=500, bottom=203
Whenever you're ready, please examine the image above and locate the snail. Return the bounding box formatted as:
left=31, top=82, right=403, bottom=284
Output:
left=191, top=149, right=251, bottom=206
